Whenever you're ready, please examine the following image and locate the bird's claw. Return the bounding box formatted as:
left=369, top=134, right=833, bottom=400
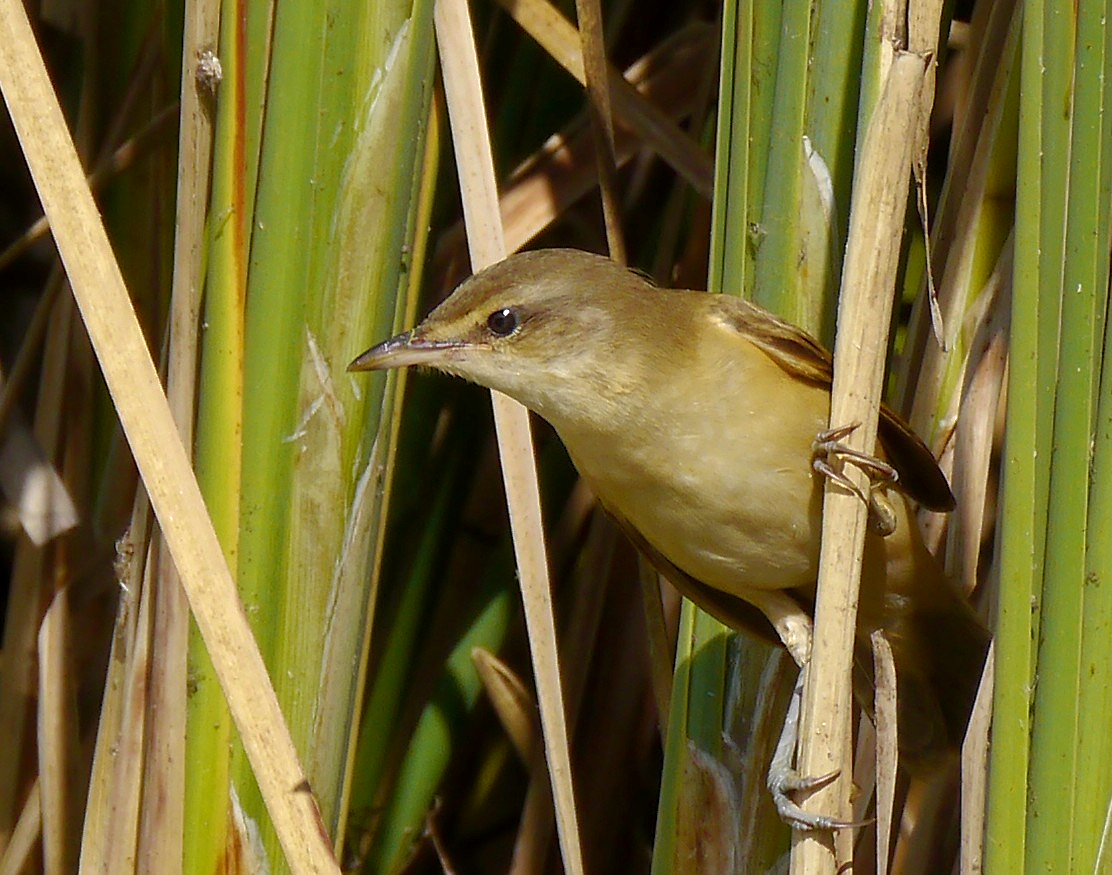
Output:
left=767, top=766, right=865, bottom=831
left=768, top=668, right=873, bottom=832
left=812, top=423, right=899, bottom=536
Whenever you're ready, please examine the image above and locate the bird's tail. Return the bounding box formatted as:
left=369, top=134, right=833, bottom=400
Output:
left=856, top=579, right=991, bottom=771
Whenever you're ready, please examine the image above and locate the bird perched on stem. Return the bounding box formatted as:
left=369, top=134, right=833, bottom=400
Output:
left=350, top=248, right=990, bottom=816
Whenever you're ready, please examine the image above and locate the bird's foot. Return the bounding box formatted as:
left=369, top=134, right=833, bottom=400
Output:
left=767, top=765, right=856, bottom=831
left=812, top=423, right=899, bottom=536
left=768, top=668, right=872, bottom=831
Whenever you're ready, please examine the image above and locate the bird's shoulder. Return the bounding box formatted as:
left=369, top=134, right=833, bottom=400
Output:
left=704, top=293, right=955, bottom=512
left=705, top=294, right=835, bottom=386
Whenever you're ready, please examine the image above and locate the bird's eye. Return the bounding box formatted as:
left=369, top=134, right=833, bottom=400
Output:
left=486, top=307, right=520, bottom=337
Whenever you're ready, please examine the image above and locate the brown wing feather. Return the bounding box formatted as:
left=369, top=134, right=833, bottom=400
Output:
left=713, top=296, right=955, bottom=512
left=875, top=413, right=955, bottom=511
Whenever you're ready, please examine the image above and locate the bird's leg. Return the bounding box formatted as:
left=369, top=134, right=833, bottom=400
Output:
left=767, top=667, right=869, bottom=831
left=744, top=592, right=857, bottom=829
left=812, top=423, right=898, bottom=536
left=745, top=589, right=813, bottom=667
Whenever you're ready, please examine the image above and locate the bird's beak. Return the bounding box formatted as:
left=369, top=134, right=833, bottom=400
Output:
left=348, top=330, right=461, bottom=372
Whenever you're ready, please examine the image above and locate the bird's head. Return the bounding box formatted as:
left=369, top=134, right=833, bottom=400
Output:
left=350, top=249, right=676, bottom=427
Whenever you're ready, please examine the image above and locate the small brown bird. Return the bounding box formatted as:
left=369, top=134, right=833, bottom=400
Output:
left=351, top=248, right=989, bottom=775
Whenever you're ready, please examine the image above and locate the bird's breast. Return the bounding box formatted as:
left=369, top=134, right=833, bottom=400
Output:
left=554, top=349, right=832, bottom=596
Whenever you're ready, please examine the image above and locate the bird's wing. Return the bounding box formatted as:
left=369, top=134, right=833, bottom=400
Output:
left=714, top=296, right=955, bottom=512
left=873, top=405, right=955, bottom=511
